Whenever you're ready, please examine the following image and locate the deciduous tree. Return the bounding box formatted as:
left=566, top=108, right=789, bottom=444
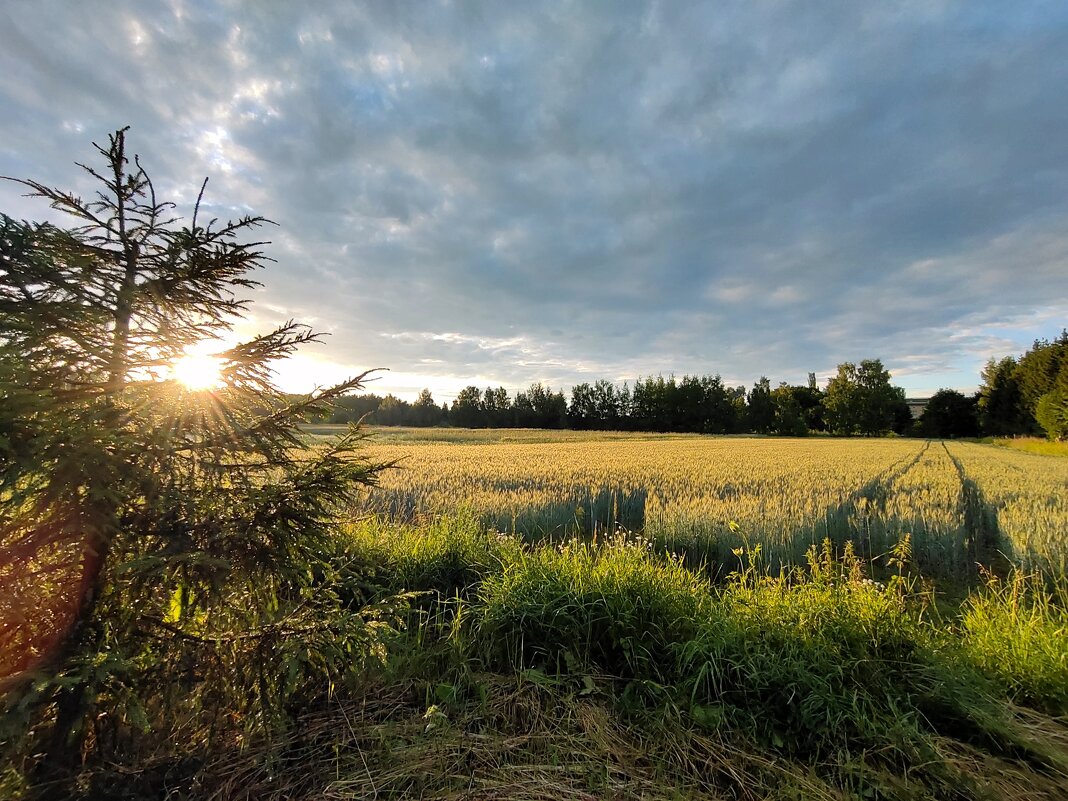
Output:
left=823, top=359, right=902, bottom=435
left=451, top=385, right=485, bottom=427
left=747, top=377, right=775, bottom=434
left=917, top=389, right=980, bottom=438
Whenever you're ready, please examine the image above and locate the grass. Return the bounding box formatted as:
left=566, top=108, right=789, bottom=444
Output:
left=209, top=520, right=1068, bottom=798
left=992, top=436, right=1068, bottom=457
left=470, top=532, right=709, bottom=679
left=344, top=512, right=522, bottom=597
left=9, top=512, right=1068, bottom=799
left=960, top=572, right=1068, bottom=715
left=8, top=431, right=1068, bottom=799
left=184, top=675, right=852, bottom=801
left=337, top=517, right=1068, bottom=794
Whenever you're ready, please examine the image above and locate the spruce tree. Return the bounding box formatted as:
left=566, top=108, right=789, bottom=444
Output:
left=0, top=128, right=397, bottom=793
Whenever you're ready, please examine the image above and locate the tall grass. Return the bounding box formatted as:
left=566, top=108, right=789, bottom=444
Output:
left=20, top=511, right=1068, bottom=800
left=429, top=529, right=1064, bottom=777
left=992, top=437, right=1068, bottom=458
left=471, top=532, right=709, bottom=678
left=960, top=572, right=1068, bottom=715
left=340, top=512, right=1068, bottom=737
left=343, top=512, right=521, bottom=597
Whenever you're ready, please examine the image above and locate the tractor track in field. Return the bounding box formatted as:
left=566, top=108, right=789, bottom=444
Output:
left=851, top=439, right=930, bottom=512
left=808, top=441, right=929, bottom=551
left=942, top=441, right=1012, bottom=575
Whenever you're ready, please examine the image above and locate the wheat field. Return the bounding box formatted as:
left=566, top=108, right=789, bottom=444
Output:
left=345, top=429, right=1068, bottom=578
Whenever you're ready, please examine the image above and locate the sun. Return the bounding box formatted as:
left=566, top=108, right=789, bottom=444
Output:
left=171, top=351, right=225, bottom=391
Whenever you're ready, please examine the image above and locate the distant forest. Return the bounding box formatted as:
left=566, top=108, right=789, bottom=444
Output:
left=310, top=334, right=1068, bottom=440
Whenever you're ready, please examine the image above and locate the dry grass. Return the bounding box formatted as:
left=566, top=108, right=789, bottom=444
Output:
left=85, top=669, right=1066, bottom=801
left=191, top=675, right=843, bottom=801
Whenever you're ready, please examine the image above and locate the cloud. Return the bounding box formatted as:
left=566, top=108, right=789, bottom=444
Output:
left=2, top=1, right=1067, bottom=400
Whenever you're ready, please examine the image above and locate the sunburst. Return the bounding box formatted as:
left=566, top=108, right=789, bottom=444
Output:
left=171, top=350, right=224, bottom=391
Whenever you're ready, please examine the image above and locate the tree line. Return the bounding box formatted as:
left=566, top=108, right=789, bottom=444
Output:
left=315, top=335, right=1068, bottom=441
left=316, top=359, right=914, bottom=436
left=972, top=331, right=1068, bottom=440
left=907, top=332, right=1068, bottom=441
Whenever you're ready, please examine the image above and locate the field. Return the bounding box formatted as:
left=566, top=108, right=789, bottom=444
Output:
left=8, top=428, right=1068, bottom=800
left=993, top=436, right=1068, bottom=458
left=289, top=427, right=1068, bottom=800
left=342, top=427, right=1068, bottom=580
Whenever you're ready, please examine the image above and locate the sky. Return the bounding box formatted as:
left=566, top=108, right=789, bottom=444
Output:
left=2, top=1, right=1067, bottom=402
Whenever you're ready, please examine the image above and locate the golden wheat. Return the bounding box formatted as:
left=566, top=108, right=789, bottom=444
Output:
left=344, top=430, right=1067, bottom=575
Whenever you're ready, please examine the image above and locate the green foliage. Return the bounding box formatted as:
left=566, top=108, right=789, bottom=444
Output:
left=979, top=335, right=1068, bottom=436
left=771, top=382, right=810, bottom=436
left=960, top=573, right=1068, bottom=715
left=0, top=129, right=401, bottom=790
left=824, top=363, right=862, bottom=434
left=978, top=356, right=1028, bottom=435
left=514, top=382, right=568, bottom=428
left=345, top=513, right=522, bottom=597
left=472, top=533, right=709, bottom=678
left=918, top=388, right=980, bottom=438
left=436, top=527, right=1066, bottom=781
left=746, top=376, right=776, bottom=434
left=632, top=374, right=742, bottom=433
left=679, top=570, right=938, bottom=759
left=824, top=359, right=904, bottom=435
left=1016, top=331, right=1068, bottom=414
left=1035, top=389, right=1068, bottom=441
left=451, top=385, right=487, bottom=428
left=411, top=387, right=444, bottom=426
left=482, top=386, right=511, bottom=427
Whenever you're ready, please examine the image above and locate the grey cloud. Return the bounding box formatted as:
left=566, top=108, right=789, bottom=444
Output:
left=2, top=0, right=1067, bottom=399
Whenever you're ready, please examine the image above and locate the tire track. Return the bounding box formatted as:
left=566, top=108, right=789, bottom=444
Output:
left=813, top=440, right=930, bottom=548
left=941, top=441, right=1012, bottom=576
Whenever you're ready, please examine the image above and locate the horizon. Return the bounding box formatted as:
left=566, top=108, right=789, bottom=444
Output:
left=2, top=3, right=1066, bottom=403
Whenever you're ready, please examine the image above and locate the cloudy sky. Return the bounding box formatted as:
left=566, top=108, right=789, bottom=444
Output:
left=2, top=1, right=1067, bottom=401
